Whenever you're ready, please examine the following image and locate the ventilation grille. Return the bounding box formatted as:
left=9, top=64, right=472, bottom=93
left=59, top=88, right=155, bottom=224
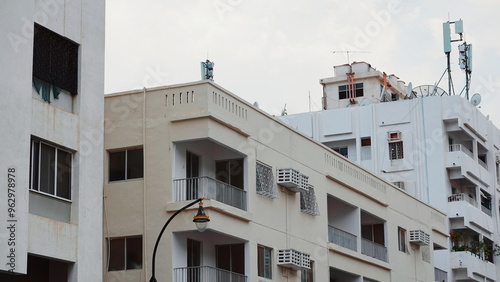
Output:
left=277, top=168, right=309, bottom=193
left=277, top=249, right=310, bottom=270
left=409, top=230, right=430, bottom=246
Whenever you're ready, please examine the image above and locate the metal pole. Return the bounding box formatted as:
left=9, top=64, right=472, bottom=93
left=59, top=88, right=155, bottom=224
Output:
left=149, top=197, right=203, bottom=282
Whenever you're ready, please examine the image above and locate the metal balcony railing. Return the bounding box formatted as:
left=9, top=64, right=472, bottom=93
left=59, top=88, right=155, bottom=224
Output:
left=449, top=144, right=473, bottom=158
left=173, top=176, right=247, bottom=211
left=173, top=266, right=247, bottom=282
left=361, top=238, right=388, bottom=262
left=328, top=225, right=357, bottom=251
left=448, top=193, right=478, bottom=208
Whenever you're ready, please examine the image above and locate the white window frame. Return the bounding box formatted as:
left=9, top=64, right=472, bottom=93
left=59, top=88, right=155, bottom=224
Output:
left=398, top=227, right=407, bottom=253
left=30, top=139, right=73, bottom=201
left=258, top=245, right=272, bottom=279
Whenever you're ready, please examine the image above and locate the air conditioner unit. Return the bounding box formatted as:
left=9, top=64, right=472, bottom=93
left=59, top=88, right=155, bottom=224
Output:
left=388, top=131, right=401, bottom=142
left=409, top=230, right=430, bottom=246
left=277, top=249, right=310, bottom=270
left=277, top=168, right=309, bottom=193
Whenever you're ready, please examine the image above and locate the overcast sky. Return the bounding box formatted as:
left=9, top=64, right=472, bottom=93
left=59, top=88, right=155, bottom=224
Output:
left=105, top=0, right=500, bottom=126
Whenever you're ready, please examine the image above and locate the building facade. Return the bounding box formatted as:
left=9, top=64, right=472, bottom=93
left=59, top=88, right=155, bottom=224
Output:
left=104, top=80, right=448, bottom=281
left=0, top=1, right=105, bottom=281
left=281, top=62, right=500, bottom=281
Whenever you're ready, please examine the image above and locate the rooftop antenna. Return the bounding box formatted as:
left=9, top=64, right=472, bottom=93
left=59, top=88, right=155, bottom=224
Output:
left=331, top=50, right=371, bottom=65
left=281, top=104, right=287, bottom=116
left=442, top=19, right=465, bottom=97
left=200, top=59, right=214, bottom=81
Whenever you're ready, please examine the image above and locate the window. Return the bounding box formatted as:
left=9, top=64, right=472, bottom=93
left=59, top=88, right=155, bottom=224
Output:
left=256, top=161, right=278, bottom=198
left=109, top=148, right=144, bottom=182
left=30, top=139, right=72, bottom=200
left=301, top=261, right=314, bottom=282
left=216, top=158, right=244, bottom=189
left=338, top=83, right=363, bottom=99
left=33, top=23, right=79, bottom=103
left=398, top=227, right=406, bottom=252
left=257, top=245, right=272, bottom=279
left=216, top=244, right=245, bottom=275
left=332, top=147, right=348, bottom=158
left=108, top=236, right=142, bottom=271
left=361, top=137, right=371, bottom=146
left=389, top=141, right=404, bottom=160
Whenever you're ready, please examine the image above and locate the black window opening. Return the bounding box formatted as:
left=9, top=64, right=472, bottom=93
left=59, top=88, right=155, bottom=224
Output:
left=332, top=147, right=348, bottom=158
left=108, top=236, right=143, bottom=271
left=109, top=148, right=144, bottom=182
left=216, top=159, right=244, bottom=189
left=30, top=139, right=72, bottom=200
left=338, top=83, right=363, bottom=99
left=33, top=23, right=79, bottom=102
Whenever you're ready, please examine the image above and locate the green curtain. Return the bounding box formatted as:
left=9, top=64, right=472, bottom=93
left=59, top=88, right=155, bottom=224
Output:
left=32, top=77, right=51, bottom=103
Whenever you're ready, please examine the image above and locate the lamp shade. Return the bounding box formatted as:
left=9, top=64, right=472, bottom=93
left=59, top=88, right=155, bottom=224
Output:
left=193, top=202, right=210, bottom=232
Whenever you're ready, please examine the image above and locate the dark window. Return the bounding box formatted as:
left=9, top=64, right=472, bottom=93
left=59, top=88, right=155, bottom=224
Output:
left=332, top=147, right=348, bottom=158
left=389, top=141, right=404, bottom=160
left=257, top=245, right=272, bottom=279
left=361, top=137, right=371, bottom=146
left=216, top=159, right=244, bottom=189
left=108, top=236, right=142, bottom=271
left=33, top=24, right=78, bottom=95
left=216, top=243, right=245, bottom=275
left=109, top=148, right=144, bottom=182
left=30, top=139, right=72, bottom=200
left=398, top=227, right=406, bottom=252
left=301, top=260, right=314, bottom=282
left=338, top=83, right=363, bottom=99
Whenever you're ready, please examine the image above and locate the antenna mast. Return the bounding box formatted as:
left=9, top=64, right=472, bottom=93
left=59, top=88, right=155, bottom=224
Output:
left=331, top=50, right=370, bottom=65
left=442, top=19, right=471, bottom=98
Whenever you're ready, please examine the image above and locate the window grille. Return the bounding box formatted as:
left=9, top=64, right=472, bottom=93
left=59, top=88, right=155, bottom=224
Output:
left=256, top=161, right=279, bottom=198
left=33, top=24, right=79, bottom=95
left=389, top=141, right=404, bottom=160
left=392, top=181, right=405, bottom=190
left=300, top=185, right=320, bottom=216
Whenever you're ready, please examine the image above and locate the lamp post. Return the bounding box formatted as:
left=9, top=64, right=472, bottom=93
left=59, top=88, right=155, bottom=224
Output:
left=149, top=197, right=210, bottom=282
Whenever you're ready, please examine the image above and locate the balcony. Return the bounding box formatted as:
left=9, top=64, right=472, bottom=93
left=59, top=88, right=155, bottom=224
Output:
left=328, top=225, right=357, bottom=251
left=451, top=251, right=497, bottom=281
left=173, top=177, right=247, bottom=211
left=361, top=238, right=387, bottom=262
left=448, top=193, right=478, bottom=208
left=173, top=266, right=247, bottom=282
left=449, top=144, right=473, bottom=158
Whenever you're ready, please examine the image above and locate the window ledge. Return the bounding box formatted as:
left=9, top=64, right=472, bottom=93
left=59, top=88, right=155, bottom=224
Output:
left=29, top=189, right=72, bottom=203
left=166, top=199, right=253, bottom=222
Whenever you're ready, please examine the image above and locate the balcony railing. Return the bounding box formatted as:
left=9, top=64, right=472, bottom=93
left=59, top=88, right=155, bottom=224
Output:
left=448, top=193, right=478, bottom=208
left=449, top=144, right=473, bottom=159
left=361, top=238, right=388, bottom=262
left=328, top=225, right=357, bottom=251
left=173, top=176, right=247, bottom=211
left=173, top=266, right=247, bottom=282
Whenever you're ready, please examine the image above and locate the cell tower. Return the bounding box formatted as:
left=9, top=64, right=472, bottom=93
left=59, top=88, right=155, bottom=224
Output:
left=442, top=19, right=473, bottom=100
left=200, top=60, right=214, bottom=81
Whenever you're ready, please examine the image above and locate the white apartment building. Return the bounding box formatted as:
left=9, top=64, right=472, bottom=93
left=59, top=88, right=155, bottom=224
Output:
left=0, top=1, right=105, bottom=281
left=103, top=80, right=448, bottom=281
left=281, top=61, right=500, bottom=281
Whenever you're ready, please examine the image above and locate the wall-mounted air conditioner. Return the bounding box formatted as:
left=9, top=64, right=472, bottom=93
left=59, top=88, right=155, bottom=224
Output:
left=409, top=230, right=430, bottom=246
left=277, top=168, right=309, bottom=193
left=277, top=249, right=311, bottom=270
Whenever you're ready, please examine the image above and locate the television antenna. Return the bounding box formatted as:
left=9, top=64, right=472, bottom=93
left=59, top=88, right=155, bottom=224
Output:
left=331, top=50, right=371, bottom=65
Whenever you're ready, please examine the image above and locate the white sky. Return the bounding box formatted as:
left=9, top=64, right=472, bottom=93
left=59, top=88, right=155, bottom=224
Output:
left=105, top=0, right=500, bottom=126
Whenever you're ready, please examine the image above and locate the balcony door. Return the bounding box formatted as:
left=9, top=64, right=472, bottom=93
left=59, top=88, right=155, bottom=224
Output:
left=187, top=239, right=202, bottom=282
left=216, top=243, right=245, bottom=280
left=215, top=159, right=244, bottom=189
left=186, top=151, right=200, bottom=200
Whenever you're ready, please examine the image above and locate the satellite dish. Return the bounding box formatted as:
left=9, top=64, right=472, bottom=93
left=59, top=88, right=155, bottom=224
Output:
left=412, top=85, right=448, bottom=97
left=406, top=82, right=413, bottom=99
left=360, top=98, right=371, bottom=106
left=253, top=101, right=260, bottom=108
left=471, top=93, right=481, bottom=106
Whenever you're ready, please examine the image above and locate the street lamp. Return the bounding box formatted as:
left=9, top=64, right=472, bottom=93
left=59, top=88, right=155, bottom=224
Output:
left=149, top=197, right=210, bottom=282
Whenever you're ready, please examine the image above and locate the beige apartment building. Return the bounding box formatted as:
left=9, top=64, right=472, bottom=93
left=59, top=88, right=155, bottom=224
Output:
left=103, top=80, right=448, bottom=281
